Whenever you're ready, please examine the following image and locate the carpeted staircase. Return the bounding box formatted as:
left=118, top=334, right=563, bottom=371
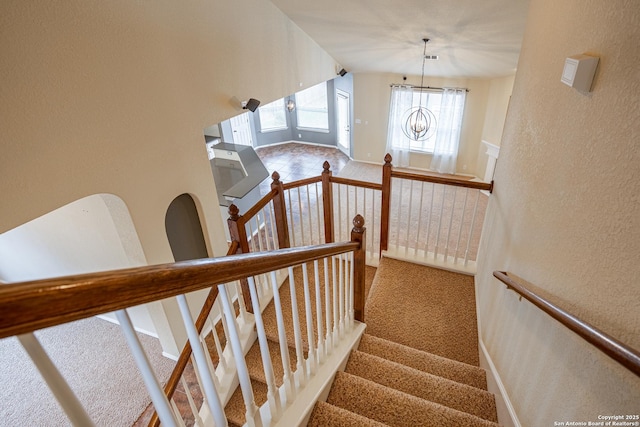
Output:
left=224, top=257, right=500, bottom=426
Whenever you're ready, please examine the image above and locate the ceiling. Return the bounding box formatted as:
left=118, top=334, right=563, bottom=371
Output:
left=269, top=0, right=531, bottom=79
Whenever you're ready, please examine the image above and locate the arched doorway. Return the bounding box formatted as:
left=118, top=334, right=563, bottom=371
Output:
left=165, top=194, right=208, bottom=261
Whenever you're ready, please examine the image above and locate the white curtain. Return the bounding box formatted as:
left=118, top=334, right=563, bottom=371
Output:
left=385, top=85, right=413, bottom=167
left=430, top=88, right=467, bottom=174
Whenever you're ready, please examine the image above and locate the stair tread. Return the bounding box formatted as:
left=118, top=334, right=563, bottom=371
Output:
left=346, top=350, right=498, bottom=422
left=308, top=401, right=389, bottom=427
left=244, top=337, right=299, bottom=386
left=225, top=378, right=268, bottom=427
left=327, top=371, right=500, bottom=427
left=358, top=334, right=488, bottom=390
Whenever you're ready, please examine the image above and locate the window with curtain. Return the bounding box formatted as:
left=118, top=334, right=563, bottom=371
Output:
left=258, top=98, right=287, bottom=132
left=385, top=85, right=466, bottom=173
left=295, top=82, right=329, bottom=131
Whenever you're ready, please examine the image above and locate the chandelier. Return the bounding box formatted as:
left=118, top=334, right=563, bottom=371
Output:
left=402, top=38, right=437, bottom=141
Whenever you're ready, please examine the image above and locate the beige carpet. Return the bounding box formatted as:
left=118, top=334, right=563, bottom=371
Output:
left=223, top=255, right=499, bottom=426
left=0, top=317, right=175, bottom=427
left=365, top=257, right=480, bottom=365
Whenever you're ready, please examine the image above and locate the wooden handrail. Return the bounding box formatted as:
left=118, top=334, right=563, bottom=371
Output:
left=493, top=271, right=640, bottom=377
left=391, top=169, right=493, bottom=192
left=330, top=175, right=383, bottom=191
left=282, top=175, right=322, bottom=190
left=236, top=189, right=278, bottom=227
left=0, top=242, right=359, bottom=339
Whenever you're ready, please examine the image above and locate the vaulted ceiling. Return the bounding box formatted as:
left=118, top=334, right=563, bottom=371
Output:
left=269, top=0, right=531, bottom=78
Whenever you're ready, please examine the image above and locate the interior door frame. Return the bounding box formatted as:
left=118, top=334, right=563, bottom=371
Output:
left=336, top=89, right=351, bottom=157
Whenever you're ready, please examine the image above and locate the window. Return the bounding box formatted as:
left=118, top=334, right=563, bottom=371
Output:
left=295, top=82, right=329, bottom=131
left=407, top=90, right=442, bottom=153
left=258, top=98, right=287, bottom=132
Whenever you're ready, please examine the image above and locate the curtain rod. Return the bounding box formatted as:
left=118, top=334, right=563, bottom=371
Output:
left=390, top=84, right=469, bottom=93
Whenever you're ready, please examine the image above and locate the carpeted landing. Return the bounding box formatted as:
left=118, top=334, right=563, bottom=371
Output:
left=225, top=257, right=500, bottom=426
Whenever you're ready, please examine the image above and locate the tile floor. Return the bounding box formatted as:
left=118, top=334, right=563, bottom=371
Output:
left=254, top=142, right=350, bottom=195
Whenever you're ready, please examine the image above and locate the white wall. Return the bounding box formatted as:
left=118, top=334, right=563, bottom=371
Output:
left=0, top=194, right=157, bottom=336
left=0, top=0, right=338, bottom=356
left=476, top=0, right=640, bottom=425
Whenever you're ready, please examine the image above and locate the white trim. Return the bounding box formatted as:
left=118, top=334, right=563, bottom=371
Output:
left=270, top=321, right=367, bottom=427
left=96, top=314, right=159, bottom=339
left=479, top=339, right=521, bottom=427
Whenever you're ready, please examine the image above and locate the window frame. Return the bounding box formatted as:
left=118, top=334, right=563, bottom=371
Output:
left=294, top=82, right=330, bottom=133
left=258, top=98, right=288, bottom=133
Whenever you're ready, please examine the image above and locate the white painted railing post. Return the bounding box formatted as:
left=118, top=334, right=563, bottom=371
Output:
left=247, top=276, right=282, bottom=422
left=18, top=333, right=96, bottom=427
left=175, top=295, right=228, bottom=427
left=269, top=271, right=295, bottom=403
left=301, top=264, right=317, bottom=375
left=219, top=285, right=261, bottom=427
left=313, top=259, right=325, bottom=364
left=287, top=266, right=308, bottom=386
left=115, top=310, right=180, bottom=427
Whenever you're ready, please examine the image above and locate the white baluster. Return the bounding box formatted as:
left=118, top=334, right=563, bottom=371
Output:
left=415, top=182, right=426, bottom=256
left=349, top=252, right=355, bottom=327
left=394, top=178, right=403, bottom=250
left=305, top=185, right=313, bottom=244
left=465, top=190, right=481, bottom=266
left=424, top=183, right=435, bottom=259
left=454, top=188, right=469, bottom=264
left=315, top=182, right=323, bottom=244
left=218, top=286, right=260, bottom=427
left=443, top=187, right=458, bottom=261
left=435, top=185, right=446, bottom=259
left=323, top=257, right=332, bottom=354
left=288, top=266, right=308, bottom=386
left=233, top=283, right=247, bottom=328
left=18, top=333, right=97, bottom=427
left=269, top=271, right=295, bottom=403
left=296, top=187, right=305, bottom=245
left=263, top=207, right=272, bottom=252
left=247, top=277, right=282, bottom=421
left=269, top=202, right=279, bottom=250
left=286, top=189, right=296, bottom=247
left=313, top=259, right=325, bottom=363
left=338, top=254, right=345, bottom=337
left=169, top=398, right=187, bottom=427
left=337, top=184, right=343, bottom=242
left=331, top=255, right=339, bottom=343
left=405, top=180, right=414, bottom=255
left=301, top=263, right=317, bottom=375
left=175, top=296, right=227, bottom=427
left=209, top=317, right=227, bottom=371
left=180, top=376, right=205, bottom=427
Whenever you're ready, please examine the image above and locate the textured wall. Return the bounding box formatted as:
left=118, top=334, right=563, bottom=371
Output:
left=476, top=0, right=640, bottom=425
left=0, top=0, right=337, bottom=355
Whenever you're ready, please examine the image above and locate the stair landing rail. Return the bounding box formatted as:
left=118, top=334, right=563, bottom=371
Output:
left=0, top=220, right=367, bottom=427
left=493, top=271, right=640, bottom=377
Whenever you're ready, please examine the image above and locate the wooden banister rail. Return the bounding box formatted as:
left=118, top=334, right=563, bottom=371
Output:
left=0, top=242, right=359, bottom=339
left=392, top=169, right=493, bottom=192
left=493, top=271, right=640, bottom=377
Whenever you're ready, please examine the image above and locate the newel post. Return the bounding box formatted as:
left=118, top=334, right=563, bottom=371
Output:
left=271, top=171, right=290, bottom=249
left=321, top=161, right=335, bottom=243
left=379, top=153, right=393, bottom=253
left=228, top=204, right=250, bottom=254
left=351, top=214, right=366, bottom=323
left=227, top=204, right=254, bottom=313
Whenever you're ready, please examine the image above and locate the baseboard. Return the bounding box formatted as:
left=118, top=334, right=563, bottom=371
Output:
left=479, top=339, right=521, bottom=427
